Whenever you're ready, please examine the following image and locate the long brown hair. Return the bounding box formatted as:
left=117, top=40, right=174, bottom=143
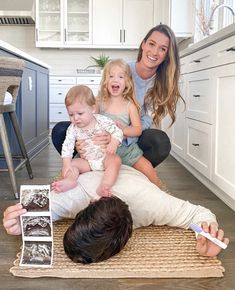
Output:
left=137, top=24, right=184, bottom=126
left=99, top=59, right=140, bottom=111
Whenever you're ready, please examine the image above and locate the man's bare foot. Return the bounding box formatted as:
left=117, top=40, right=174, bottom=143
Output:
left=51, top=178, right=77, bottom=193
left=96, top=184, right=112, bottom=197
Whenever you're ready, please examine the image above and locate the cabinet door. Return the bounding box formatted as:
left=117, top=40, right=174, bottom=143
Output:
left=36, top=0, right=63, bottom=47
left=65, top=0, right=92, bottom=44
left=171, top=79, right=186, bottom=158
left=123, top=0, right=154, bottom=46
left=170, top=0, right=194, bottom=37
left=211, top=63, right=235, bottom=198
left=92, top=0, right=122, bottom=46
left=160, top=77, right=185, bottom=158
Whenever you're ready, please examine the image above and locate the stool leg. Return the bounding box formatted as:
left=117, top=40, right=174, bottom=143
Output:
left=0, top=114, right=19, bottom=199
left=9, top=112, right=33, bottom=179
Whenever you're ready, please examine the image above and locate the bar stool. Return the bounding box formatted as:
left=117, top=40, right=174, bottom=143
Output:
left=0, top=57, right=33, bottom=199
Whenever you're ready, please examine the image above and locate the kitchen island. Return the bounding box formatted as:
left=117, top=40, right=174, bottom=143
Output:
left=0, top=40, right=50, bottom=164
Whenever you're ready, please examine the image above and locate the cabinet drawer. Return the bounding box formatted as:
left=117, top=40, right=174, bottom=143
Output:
left=50, top=105, right=69, bottom=122
left=76, top=76, right=101, bottom=85
left=186, top=71, right=213, bottom=124
left=50, top=76, right=76, bottom=84
left=50, top=85, right=71, bottom=103
left=185, top=118, right=212, bottom=178
left=186, top=46, right=213, bottom=73
left=213, top=35, right=235, bottom=67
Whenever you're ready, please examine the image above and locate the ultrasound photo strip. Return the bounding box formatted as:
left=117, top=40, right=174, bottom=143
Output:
left=20, top=185, right=53, bottom=267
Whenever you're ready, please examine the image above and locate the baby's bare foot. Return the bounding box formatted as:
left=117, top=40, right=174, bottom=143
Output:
left=51, top=179, right=77, bottom=193
left=96, top=184, right=112, bottom=197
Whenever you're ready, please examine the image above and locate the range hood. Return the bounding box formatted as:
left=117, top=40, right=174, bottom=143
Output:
left=0, top=0, right=35, bottom=25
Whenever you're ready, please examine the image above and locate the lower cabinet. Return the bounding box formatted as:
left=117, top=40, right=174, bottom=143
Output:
left=49, top=75, right=101, bottom=128
left=163, top=55, right=235, bottom=210
left=211, top=63, right=235, bottom=198
left=185, top=118, right=212, bottom=179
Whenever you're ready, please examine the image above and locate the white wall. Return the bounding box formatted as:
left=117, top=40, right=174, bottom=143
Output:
left=0, top=26, right=137, bottom=75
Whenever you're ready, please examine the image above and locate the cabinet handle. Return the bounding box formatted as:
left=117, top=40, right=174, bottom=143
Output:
left=58, top=112, right=62, bottom=114
left=58, top=93, right=62, bottom=95
left=120, top=30, right=122, bottom=43
left=226, top=47, right=235, bottom=52
left=193, top=94, right=201, bottom=98
left=90, top=79, right=94, bottom=82
left=193, top=60, right=201, bottom=63
left=123, top=29, right=125, bottom=43
left=192, top=143, right=200, bottom=146
left=36, top=28, right=38, bottom=41
left=64, top=28, right=67, bottom=42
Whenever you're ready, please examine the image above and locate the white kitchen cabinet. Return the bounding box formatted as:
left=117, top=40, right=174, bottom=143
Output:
left=154, top=0, right=195, bottom=39
left=92, top=0, right=154, bottom=48
left=211, top=63, right=235, bottom=200
left=36, top=0, right=92, bottom=47
left=185, top=118, right=212, bottom=179
left=168, top=31, right=235, bottom=210
left=186, top=70, right=213, bottom=124
left=49, top=75, right=101, bottom=127
left=161, top=77, right=186, bottom=159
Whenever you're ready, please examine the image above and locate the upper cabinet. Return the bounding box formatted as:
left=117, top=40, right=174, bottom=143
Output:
left=35, top=0, right=92, bottom=47
left=154, top=0, right=195, bottom=40
left=92, top=0, right=154, bottom=48
left=35, top=0, right=194, bottom=48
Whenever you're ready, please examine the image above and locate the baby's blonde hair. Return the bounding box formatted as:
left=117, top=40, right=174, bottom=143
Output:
left=99, top=59, right=140, bottom=111
left=65, top=85, right=96, bottom=107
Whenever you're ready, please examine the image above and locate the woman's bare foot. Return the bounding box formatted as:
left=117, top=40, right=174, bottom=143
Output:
left=51, top=178, right=77, bottom=193
left=96, top=184, right=112, bottom=197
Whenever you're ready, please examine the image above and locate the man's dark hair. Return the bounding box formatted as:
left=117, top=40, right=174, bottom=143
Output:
left=63, top=196, right=133, bottom=264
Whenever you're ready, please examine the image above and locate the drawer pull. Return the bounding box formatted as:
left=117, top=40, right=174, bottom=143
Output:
left=193, top=60, right=201, bottom=63
left=193, top=94, right=201, bottom=98
left=58, top=93, right=62, bottom=95
left=58, top=112, right=62, bottom=114
left=192, top=143, right=200, bottom=146
left=226, top=47, right=235, bottom=52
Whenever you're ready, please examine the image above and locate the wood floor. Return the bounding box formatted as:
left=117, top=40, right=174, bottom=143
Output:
left=0, top=142, right=235, bottom=290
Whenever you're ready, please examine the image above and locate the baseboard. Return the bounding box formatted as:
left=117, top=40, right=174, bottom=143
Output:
left=170, top=152, right=235, bottom=211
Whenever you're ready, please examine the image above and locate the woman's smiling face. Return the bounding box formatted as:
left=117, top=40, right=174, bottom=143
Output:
left=141, top=31, right=169, bottom=70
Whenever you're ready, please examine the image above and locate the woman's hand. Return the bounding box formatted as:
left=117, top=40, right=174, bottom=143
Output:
left=3, top=203, right=26, bottom=235
left=75, top=139, right=86, bottom=158
left=196, top=222, right=229, bottom=257
left=92, top=131, right=111, bottom=150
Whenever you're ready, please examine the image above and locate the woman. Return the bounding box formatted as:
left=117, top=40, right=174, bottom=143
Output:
left=52, top=24, right=182, bottom=167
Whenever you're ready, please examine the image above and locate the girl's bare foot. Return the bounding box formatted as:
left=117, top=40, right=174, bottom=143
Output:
left=96, top=184, right=112, bottom=197
left=51, top=178, right=77, bottom=193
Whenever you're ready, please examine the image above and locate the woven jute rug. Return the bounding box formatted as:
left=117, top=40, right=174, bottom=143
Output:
left=10, top=220, right=225, bottom=278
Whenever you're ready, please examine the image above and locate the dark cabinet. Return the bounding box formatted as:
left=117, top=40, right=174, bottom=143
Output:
left=0, top=48, right=49, bottom=165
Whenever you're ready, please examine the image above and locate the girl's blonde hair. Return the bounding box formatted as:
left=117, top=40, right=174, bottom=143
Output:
left=137, top=24, right=184, bottom=126
left=65, top=85, right=95, bottom=107
left=99, top=59, right=140, bottom=111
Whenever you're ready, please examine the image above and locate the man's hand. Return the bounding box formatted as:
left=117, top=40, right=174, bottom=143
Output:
left=196, top=222, right=229, bottom=257
left=3, top=203, right=26, bottom=235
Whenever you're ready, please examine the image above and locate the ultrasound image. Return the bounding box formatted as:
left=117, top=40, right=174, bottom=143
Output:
left=21, top=188, right=50, bottom=212
left=22, top=216, right=52, bottom=237
left=21, top=241, right=52, bottom=265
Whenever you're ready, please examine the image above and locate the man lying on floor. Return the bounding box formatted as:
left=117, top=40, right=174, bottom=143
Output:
left=3, top=165, right=229, bottom=264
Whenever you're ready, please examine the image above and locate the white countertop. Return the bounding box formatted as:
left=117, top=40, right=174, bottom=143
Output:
left=180, top=23, right=235, bottom=57
left=0, top=40, right=50, bottom=69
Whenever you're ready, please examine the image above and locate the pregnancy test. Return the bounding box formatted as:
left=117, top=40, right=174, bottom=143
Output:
left=190, top=223, right=227, bottom=250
